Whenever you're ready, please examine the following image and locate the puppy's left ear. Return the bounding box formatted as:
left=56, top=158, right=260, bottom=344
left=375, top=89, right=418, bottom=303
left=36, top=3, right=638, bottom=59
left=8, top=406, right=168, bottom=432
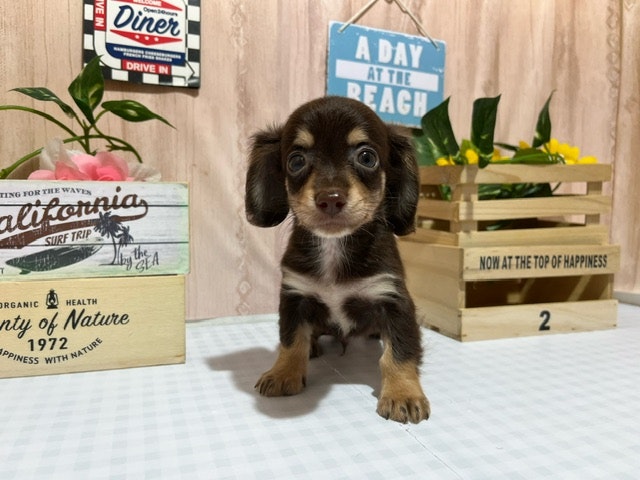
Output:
left=245, top=125, right=289, bottom=227
left=385, top=127, right=420, bottom=236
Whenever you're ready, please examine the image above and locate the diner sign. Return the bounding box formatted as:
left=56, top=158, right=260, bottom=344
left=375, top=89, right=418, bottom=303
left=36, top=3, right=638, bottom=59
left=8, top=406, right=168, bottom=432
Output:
left=83, top=0, right=201, bottom=88
left=327, top=21, right=445, bottom=127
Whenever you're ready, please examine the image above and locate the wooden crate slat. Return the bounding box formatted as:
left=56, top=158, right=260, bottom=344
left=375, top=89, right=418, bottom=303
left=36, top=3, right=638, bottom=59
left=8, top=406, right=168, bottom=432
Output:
left=462, top=244, right=620, bottom=280
left=459, top=195, right=611, bottom=221
left=457, top=224, right=609, bottom=247
left=411, top=294, right=617, bottom=342
left=419, top=164, right=612, bottom=186
left=458, top=299, right=618, bottom=341
left=417, top=198, right=457, bottom=220
left=418, top=195, right=610, bottom=223
left=398, top=241, right=463, bottom=307
left=407, top=224, right=610, bottom=247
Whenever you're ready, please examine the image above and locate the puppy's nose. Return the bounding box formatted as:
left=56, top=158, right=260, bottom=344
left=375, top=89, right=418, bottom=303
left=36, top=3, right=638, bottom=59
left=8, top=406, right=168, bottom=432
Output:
left=315, top=190, right=346, bottom=216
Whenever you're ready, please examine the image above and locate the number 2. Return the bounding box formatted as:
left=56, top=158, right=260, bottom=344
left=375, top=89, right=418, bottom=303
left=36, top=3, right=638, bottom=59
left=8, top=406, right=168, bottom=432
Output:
left=539, top=310, right=551, bottom=331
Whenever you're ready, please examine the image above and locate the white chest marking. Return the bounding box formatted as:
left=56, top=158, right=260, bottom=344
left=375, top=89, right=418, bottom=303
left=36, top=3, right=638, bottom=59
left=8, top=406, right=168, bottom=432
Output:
left=281, top=267, right=400, bottom=334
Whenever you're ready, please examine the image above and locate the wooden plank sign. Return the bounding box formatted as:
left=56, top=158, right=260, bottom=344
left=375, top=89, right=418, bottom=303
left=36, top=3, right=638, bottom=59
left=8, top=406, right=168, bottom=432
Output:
left=463, top=245, right=620, bottom=280
left=0, top=181, right=189, bottom=281
left=0, top=275, right=185, bottom=378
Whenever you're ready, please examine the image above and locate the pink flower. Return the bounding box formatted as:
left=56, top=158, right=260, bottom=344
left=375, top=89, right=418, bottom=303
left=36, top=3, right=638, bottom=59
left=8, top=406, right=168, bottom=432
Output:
left=28, top=142, right=160, bottom=181
left=54, top=158, right=91, bottom=180
left=71, top=152, right=129, bottom=181
left=27, top=169, right=57, bottom=180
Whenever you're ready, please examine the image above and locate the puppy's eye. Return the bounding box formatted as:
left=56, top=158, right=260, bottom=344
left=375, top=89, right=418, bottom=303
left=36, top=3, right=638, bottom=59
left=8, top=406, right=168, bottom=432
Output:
left=287, top=153, right=307, bottom=174
left=356, top=149, right=378, bottom=169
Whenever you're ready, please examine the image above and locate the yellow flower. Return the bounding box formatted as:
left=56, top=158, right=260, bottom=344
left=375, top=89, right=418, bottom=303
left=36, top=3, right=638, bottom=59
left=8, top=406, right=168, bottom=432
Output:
left=491, top=147, right=509, bottom=162
left=559, top=144, right=580, bottom=163
left=464, top=149, right=479, bottom=164
left=518, top=140, right=531, bottom=149
left=436, top=156, right=454, bottom=166
left=577, top=155, right=598, bottom=164
left=545, top=138, right=582, bottom=164
left=546, top=138, right=559, bottom=154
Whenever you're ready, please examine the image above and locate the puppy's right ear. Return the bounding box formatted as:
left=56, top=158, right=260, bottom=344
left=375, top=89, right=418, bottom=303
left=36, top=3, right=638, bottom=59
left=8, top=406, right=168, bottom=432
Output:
left=245, top=126, right=289, bottom=227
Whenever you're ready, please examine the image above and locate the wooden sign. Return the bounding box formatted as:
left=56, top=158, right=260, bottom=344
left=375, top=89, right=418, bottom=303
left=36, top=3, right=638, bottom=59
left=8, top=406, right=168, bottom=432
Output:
left=327, top=21, right=445, bottom=127
left=0, top=181, right=189, bottom=281
left=464, top=245, right=620, bottom=280
left=0, top=275, right=185, bottom=378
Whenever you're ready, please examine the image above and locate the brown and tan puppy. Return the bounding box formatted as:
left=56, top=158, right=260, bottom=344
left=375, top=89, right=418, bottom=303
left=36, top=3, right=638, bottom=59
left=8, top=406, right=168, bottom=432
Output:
left=245, top=96, right=429, bottom=423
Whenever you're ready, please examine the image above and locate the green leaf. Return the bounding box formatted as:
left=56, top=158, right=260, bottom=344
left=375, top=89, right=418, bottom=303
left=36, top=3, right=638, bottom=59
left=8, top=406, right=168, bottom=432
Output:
left=511, top=147, right=556, bottom=164
left=471, top=95, right=501, bottom=167
left=102, top=100, right=174, bottom=127
left=68, top=56, right=104, bottom=124
left=11, top=87, right=76, bottom=119
left=418, top=97, right=459, bottom=161
left=412, top=130, right=436, bottom=165
left=522, top=182, right=553, bottom=197
left=532, top=91, right=554, bottom=148
left=494, top=141, right=519, bottom=152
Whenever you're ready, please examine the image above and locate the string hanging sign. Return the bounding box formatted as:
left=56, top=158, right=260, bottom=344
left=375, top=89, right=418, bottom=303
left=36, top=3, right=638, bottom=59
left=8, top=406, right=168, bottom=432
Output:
left=326, top=1, right=445, bottom=127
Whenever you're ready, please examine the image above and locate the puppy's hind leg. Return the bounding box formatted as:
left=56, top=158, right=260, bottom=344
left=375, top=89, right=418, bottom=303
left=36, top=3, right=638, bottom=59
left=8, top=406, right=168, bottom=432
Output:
left=255, top=324, right=311, bottom=396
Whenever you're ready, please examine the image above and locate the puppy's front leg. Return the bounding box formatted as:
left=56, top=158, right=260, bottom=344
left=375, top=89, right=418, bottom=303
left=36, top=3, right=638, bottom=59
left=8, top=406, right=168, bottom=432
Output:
left=376, top=301, right=430, bottom=423
left=255, top=322, right=311, bottom=397
left=257, top=289, right=330, bottom=396
left=255, top=291, right=312, bottom=397
left=377, top=340, right=430, bottom=423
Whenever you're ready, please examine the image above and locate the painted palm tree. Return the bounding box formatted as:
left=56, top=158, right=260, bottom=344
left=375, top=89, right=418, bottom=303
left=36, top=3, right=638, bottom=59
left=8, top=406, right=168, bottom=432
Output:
left=93, top=211, right=123, bottom=265
left=116, top=225, right=134, bottom=260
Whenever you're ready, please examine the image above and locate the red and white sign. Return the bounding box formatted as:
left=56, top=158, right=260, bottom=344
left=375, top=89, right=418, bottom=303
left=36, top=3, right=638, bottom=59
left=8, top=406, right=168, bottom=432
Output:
left=84, top=0, right=200, bottom=88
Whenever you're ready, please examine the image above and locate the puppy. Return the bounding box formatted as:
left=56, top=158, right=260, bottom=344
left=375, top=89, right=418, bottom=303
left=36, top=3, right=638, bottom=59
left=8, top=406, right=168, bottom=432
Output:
left=245, top=96, right=429, bottom=423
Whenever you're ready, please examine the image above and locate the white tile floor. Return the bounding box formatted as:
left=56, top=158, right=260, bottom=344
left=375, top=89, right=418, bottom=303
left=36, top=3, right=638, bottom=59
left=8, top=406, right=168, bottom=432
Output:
left=1, top=304, right=639, bottom=479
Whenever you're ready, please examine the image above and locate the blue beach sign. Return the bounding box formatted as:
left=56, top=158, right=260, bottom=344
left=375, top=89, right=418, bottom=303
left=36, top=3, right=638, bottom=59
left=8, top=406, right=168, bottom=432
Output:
left=327, top=21, right=445, bottom=127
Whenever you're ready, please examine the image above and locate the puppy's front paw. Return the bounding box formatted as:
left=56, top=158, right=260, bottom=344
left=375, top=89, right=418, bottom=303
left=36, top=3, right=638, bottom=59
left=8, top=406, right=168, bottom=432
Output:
left=255, top=369, right=306, bottom=397
left=377, top=393, right=430, bottom=424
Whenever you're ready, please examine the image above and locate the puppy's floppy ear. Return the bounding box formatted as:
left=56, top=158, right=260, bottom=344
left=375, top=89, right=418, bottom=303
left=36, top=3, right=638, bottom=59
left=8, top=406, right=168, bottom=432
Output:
left=384, top=127, right=420, bottom=236
left=245, top=125, right=289, bottom=227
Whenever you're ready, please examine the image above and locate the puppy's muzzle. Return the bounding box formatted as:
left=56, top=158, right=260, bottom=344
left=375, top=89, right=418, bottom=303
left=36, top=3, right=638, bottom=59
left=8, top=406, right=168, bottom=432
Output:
left=315, top=190, right=347, bottom=217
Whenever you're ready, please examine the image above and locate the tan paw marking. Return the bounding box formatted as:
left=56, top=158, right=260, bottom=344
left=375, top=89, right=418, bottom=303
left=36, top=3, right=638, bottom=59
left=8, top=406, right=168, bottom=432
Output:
left=255, top=368, right=306, bottom=396
left=255, top=327, right=310, bottom=397
left=377, top=393, right=430, bottom=424
left=378, top=343, right=430, bottom=423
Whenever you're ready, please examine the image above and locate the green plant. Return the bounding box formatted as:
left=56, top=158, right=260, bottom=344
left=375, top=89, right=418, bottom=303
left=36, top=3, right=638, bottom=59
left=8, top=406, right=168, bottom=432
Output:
left=414, top=93, right=557, bottom=168
left=413, top=92, right=597, bottom=201
left=0, top=56, right=173, bottom=179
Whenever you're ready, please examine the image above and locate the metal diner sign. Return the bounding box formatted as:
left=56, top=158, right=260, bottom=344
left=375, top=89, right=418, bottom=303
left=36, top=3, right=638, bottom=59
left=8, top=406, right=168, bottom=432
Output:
left=83, top=0, right=201, bottom=88
left=327, top=21, right=445, bottom=127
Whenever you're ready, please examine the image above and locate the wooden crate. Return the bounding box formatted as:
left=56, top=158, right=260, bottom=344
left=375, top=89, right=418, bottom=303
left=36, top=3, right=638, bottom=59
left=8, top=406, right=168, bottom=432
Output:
left=398, top=164, right=620, bottom=341
left=0, top=180, right=189, bottom=281
left=0, top=275, right=185, bottom=378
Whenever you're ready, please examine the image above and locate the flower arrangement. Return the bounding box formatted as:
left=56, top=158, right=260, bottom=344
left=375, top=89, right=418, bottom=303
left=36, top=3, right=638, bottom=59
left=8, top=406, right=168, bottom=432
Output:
left=28, top=139, right=160, bottom=182
left=0, top=56, right=172, bottom=180
left=413, top=93, right=598, bottom=200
